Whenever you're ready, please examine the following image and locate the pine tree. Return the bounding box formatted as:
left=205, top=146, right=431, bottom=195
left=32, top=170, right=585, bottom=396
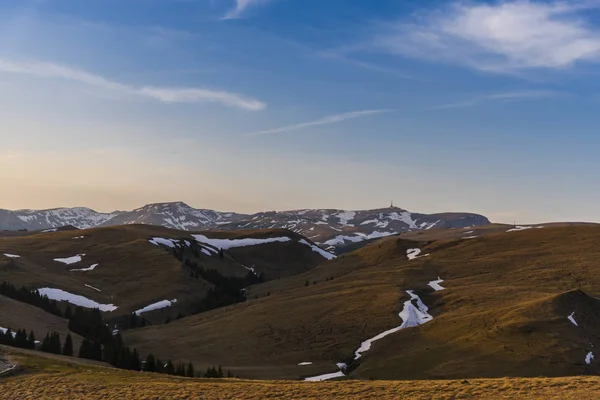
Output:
left=63, top=333, right=73, bottom=356
left=28, top=330, right=36, bottom=349
left=79, top=338, right=90, bottom=359
left=227, top=370, right=233, bottom=378
left=64, top=305, right=73, bottom=320
left=176, top=363, right=186, bottom=376
left=186, top=362, right=195, bottom=378
left=130, top=349, right=141, bottom=371
left=218, top=365, right=223, bottom=378
left=144, top=354, right=156, bottom=372
left=218, top=248, right=224, bottom=259
left=40, top=333, right=51, bottom=353
left=156, top=358, right=165, bottom=374
left=165, top=360, right=175, bottom=375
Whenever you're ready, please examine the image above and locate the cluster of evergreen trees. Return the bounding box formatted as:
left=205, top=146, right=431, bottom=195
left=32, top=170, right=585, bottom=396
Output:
left=0, top=281, right=62, bottom=317
left=0, top=328, right=35, bottom=349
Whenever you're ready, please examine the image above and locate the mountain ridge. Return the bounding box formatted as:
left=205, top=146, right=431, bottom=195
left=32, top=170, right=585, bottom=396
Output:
left=0, top=201, right=490, bottom=251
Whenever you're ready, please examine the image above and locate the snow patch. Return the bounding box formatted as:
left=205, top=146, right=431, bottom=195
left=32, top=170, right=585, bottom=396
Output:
left=71, top=263, right=98, bottom=272
left=586, top=352, right=594, bottom=364
left=568, top=312, right=578, bottom=327
left=428, top=278, right=445, bottom=291
left=149, top=237, right=179, bottom=248
left=0, top=327, right=16, bottom=338
left=298, top=362, right=313, bottom=366
left=85, top=284, right=101, bottom=292
left=54, top=254, right=85, bottom=265
left=354, top=290, right=436, bottom=360
left=507, top=226, right=533, bottom=232
left=407, top=248, right=429, bottom=260
left=193, top=234, right=291, bottom=250
left=41, top=228, right=57, bottom=233
left=304, top=370, right=345, bottom=382
left=462, top=236, right=478, bottom=239
left=72, top=236, right=85, bottom=240
left=134, top=299, right=177, bottom=316
left=3, top=254, right=20, bottom=259
left=37, top=287, right=117, bottom=312
left=299, top=239, right=336, bottom=260
left=336, top=211, right=356, bottom=226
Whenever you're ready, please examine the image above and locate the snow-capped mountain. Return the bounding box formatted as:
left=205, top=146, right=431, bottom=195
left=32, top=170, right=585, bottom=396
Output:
left=0, top=202, right=490, bottom=251
left=0, top=207, right=119, bottom=231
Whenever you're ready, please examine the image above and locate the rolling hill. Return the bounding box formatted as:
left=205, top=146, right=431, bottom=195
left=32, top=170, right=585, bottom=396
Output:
left=0, top=225, right=331, bottom=325
left=3, top=346, right=600, bottom=400
left=121, top=225, right=600, bottom=380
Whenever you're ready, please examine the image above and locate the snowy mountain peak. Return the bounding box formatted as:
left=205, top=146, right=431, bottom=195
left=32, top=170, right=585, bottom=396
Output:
left=0, top=203, right=490, bottom=252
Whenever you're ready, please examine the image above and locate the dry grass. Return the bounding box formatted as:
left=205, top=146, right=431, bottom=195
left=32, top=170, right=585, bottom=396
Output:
left=125, top=226, right=600, bottom=380
left=0, top=225, right=326, bottom=317
left=1, top=352, right=600, bottom=400
left=0, top=295, right=84, bottom=350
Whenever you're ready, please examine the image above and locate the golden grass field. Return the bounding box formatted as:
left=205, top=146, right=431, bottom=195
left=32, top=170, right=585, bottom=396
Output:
left=2, top=348, right=600, bottom=400
left=124, top=225, right=600, bottom=380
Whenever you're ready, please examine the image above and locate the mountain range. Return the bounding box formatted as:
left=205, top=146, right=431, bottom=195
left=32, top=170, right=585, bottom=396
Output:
left=0, top=202, right=490, bottom=251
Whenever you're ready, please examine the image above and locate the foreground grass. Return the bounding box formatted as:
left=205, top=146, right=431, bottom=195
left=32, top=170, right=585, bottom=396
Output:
left=2, top=353, right=600, bottom=400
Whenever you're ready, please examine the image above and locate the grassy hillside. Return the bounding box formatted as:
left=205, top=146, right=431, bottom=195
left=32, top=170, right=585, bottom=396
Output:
left=1, top=346, right=600, bottom=399
left=0, top=295, right=84, bottom=350
left=125, top=225, right=600, bottom=380
left=0, top=225, right=328, bottom=321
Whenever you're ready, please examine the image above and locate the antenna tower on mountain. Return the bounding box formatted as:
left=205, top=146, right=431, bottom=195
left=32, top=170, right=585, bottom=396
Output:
left=390, top=199, right=394, bottom=208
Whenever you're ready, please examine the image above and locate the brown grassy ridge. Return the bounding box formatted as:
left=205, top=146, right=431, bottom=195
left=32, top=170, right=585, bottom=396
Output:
left=124, top=225, right=600, bottom=380
left=0, top=295, right=84, bottom=350
left=0, top=225, right=327, bottom=318
left=2, top=349, right=600, bottom=399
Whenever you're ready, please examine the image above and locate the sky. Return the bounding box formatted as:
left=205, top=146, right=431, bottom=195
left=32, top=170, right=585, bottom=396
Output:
left=1, top=0, right=600, bottom=223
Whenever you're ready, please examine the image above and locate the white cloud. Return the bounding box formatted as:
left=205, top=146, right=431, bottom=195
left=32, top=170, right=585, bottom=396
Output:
left=0, top=58, right=265, bottom=110
left=374, top=1, right=600, bottom=72
left=247, top=109, right=392, bottom=136
left=222, top=0, right=275, bottom=20
left=431, top=90, right=560, bottom=110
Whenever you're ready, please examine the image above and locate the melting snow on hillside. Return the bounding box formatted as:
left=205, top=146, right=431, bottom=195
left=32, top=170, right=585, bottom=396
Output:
left=407, top=248, right=429, bottom=260
left=323, top=231, right=396, bottom=247
left=568, top=312, right=578, bottom=327
left=298, top=239, right=336, bottom=260
left=307, top=283, right=444, bottom=381
left=192, top=234, right=291, bottom=250
left=298, top=362, right=313, bottom=366
left=586, top=352, right=594, bottom=364
left=54, top=254, right=85, bottom=265
left=3, top=254, right=20, bottom=258
left=85, top=284, right=101, bottom=292
left=305, top=370, right=346, bottom=382
left=37, top=287, right=117, bottom=312
left=428, top=278, right=445, bottom=291
left=149, top=237, right=180, bottom=248
left=72, top=236, right=85, bottom=240
left=134, top=299, right=177, bottom=315
left=71, top=263, right=98, bottom=272
left=507, top=226, right=533, bottom=232
left=0, top=327, right=16, bottom=338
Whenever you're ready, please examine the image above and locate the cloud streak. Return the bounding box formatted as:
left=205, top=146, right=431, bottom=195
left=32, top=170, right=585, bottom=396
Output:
left=372, top=0, right=600, bottom=73
left=222, top=0, right=275, bottom=20
left=431, top=90, right=561, bottom=110
left=0, top=58, right=265, bottom=110
left=247, top=109, right=392, bottom=136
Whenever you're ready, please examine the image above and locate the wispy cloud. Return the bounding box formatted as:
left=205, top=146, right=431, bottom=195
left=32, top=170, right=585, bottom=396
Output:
left=222, top=0, right=275, bottom=20
left=431, top=90, right=560, bottom=110
left=0, top=58, right=265, bottom=110
left=372, top=1, right=600, bottom=73
left=246, top=109, right=392, bottom=136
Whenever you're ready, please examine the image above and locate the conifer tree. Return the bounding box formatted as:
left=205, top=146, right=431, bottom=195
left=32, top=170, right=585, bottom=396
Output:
left=63, top=333, right=73, bottom=356
left=186, top=362, right=195, bottom=378
left=28, top=330, right=36, bottom=349
left=145, top=354, right=156, bottom=372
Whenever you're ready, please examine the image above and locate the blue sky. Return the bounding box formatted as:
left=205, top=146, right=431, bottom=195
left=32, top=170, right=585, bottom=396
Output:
left=1, top=0, right=600, bottom=223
